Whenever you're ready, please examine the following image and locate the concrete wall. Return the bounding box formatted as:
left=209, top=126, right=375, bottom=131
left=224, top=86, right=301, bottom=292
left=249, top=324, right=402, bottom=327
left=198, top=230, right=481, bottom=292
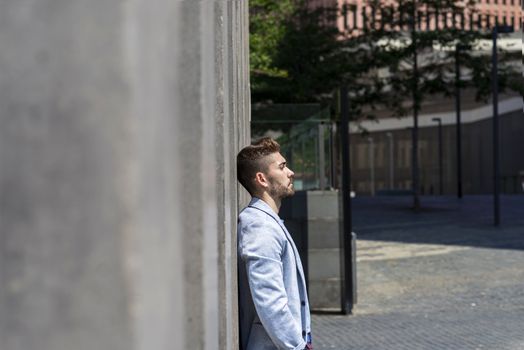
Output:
left=0, top=1, right=250, bottom=350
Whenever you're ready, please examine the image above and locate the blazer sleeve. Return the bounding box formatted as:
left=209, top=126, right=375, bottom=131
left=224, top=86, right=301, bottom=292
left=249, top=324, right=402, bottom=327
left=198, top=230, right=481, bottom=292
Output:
left=239, top=219, right=306, bottom=350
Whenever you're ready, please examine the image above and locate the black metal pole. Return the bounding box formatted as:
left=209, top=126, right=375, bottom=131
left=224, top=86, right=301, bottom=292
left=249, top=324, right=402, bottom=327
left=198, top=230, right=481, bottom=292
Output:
left=438, top=120, right=443, bottom=195
left=411, top=3, right=421, bottom=211
left=492, top=27, right=500, bottom=226
left=455, top=46, right=463, bottom=198
left=432, top=118, right=443, bottom=195
left=340, top=86, right=355, bottom=314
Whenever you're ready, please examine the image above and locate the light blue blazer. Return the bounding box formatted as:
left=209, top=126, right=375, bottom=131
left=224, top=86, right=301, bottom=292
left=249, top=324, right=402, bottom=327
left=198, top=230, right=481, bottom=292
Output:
left=238, top=197, right=311, bottom=350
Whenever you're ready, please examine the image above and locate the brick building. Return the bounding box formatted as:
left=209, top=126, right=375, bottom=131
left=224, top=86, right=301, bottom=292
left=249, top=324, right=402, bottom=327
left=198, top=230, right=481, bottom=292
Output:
left=308, top=0, right=523, bottom=33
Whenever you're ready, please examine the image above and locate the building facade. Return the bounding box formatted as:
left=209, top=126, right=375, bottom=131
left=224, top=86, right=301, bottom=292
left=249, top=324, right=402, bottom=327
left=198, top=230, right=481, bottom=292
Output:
left=308, top=0, right=523, bottom=33
left=348, top=96, right=523, bottom=195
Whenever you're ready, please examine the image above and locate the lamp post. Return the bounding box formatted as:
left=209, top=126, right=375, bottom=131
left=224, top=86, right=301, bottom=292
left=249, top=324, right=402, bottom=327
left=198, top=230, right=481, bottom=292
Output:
left=432, top=118, right=443, bottom=195
left=410, top=2, right=421, bottom=211
left=339, top=86, right=356, bottom=314
left=455, top=44, right=471, bottom=199
left=492, top=24, right=514, bottom=226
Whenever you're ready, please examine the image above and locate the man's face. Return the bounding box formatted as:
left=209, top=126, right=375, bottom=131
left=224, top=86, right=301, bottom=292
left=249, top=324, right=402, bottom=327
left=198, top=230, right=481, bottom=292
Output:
left=264, top=152, right=295, bottom=199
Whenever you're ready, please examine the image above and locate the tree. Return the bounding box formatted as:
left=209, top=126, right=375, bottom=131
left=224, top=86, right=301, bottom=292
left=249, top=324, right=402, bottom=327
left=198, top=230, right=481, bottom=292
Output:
left=353, top=0, right=522, bottom=209
left=250, top=1, right=348, bottom=104
left=249, top=0, right=295, bottom=102
left=250, top=0, right=522, bottom=111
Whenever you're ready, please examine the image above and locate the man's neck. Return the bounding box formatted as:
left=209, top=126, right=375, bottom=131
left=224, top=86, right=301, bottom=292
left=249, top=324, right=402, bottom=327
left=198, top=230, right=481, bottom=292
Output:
left=257, top=193, right=281, bottom=214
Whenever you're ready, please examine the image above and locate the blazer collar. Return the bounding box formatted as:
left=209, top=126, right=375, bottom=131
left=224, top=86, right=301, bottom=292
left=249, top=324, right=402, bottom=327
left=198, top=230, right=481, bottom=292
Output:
left=248, top=197, right=282, bottom=222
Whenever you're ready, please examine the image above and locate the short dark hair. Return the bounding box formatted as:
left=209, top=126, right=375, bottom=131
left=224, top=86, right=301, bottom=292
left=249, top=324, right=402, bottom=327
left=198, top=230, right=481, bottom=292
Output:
left=237, top=137, right=281, bottom=195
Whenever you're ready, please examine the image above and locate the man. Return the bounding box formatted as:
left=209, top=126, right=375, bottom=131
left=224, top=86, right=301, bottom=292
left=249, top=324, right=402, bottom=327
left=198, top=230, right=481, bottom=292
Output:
left=237, top=137, right=312, bottom=350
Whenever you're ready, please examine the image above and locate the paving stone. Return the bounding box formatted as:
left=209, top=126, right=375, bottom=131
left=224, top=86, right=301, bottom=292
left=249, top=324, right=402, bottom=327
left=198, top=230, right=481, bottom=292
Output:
left=311, top=195, right=524, bottom=350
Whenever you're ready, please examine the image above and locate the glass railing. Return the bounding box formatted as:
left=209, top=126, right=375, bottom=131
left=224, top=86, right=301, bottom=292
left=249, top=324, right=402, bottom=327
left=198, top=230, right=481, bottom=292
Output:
left=252, top=106, right=334, bottom=191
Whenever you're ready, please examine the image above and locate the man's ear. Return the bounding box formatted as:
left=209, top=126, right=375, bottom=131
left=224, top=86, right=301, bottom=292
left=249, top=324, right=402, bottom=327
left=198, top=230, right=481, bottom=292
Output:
left=254, top=172, right=269, bottom=189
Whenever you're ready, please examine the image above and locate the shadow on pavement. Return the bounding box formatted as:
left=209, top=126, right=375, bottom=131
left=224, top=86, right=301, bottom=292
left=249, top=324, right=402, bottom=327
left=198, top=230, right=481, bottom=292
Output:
left=352, top=195, right=524, bottom=251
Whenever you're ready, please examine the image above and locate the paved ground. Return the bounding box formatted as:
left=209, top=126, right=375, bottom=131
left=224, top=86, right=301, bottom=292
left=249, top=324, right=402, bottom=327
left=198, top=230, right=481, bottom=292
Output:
left=312, top=195, right=524, bottom=350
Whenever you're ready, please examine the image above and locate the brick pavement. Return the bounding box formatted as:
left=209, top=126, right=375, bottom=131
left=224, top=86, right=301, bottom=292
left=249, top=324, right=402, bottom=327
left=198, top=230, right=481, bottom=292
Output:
left=312, top=195, right=524, bottom=350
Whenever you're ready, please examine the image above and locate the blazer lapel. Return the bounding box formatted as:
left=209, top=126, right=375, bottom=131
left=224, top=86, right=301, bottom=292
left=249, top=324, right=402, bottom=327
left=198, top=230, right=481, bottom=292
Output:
left=248, top=198, right=307, bottom=284
left=279, top=221, right=307, bottom=283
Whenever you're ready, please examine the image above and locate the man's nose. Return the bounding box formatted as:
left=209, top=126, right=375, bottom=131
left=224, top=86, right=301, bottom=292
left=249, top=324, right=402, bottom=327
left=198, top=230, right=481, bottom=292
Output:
left=288, top=168, right=294, bottom=177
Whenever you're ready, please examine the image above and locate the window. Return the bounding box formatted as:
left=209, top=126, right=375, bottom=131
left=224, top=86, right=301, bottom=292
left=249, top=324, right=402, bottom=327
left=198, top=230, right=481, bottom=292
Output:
left=342, top=4, right=348, bottom=29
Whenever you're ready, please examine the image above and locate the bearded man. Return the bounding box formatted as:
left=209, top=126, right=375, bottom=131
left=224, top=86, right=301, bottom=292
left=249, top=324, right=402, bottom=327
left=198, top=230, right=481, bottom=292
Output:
left=237, top=137, right=312, bottom=350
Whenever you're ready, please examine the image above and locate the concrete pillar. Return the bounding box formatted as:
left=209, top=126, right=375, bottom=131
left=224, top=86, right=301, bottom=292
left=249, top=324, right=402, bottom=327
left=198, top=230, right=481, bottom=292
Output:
left=0, top=1, right=249, bottom=350
left=280, top=191, right=341, bottom=310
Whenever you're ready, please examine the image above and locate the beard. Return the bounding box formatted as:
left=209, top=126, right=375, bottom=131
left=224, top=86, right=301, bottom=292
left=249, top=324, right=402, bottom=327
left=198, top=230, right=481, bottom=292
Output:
left=268, top=177, right=295, bottom=199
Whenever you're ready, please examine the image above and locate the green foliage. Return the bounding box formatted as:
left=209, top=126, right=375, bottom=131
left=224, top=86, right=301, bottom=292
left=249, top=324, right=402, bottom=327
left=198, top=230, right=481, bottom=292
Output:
left=249, top=0, right=294, bottom=79
left=251, top=2, right=346, bottom=104
left=465, top=49, right=523, bottom=101
left=273, top=7, right=346, bottom=102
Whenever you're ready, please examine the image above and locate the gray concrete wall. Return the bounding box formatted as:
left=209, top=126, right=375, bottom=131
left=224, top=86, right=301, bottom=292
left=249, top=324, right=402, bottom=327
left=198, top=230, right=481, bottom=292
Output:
left=281, top=191, right=342, bottom=311
left=0, top=1, right=249, bottom=350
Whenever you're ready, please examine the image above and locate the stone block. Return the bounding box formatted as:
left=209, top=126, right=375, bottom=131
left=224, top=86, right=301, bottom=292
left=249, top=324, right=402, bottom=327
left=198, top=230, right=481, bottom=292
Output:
left=308, top=219, right=341, bottom=249
left=309, top=279, right=341, bottom=311
left=309, top=248, right=341, bottom=280
left=306, top=191, right=339, bottom=219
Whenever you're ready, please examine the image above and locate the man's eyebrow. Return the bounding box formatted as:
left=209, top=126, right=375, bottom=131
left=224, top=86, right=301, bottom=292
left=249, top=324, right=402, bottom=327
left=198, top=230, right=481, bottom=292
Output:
left=278, top=161, right=287, bottom=167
